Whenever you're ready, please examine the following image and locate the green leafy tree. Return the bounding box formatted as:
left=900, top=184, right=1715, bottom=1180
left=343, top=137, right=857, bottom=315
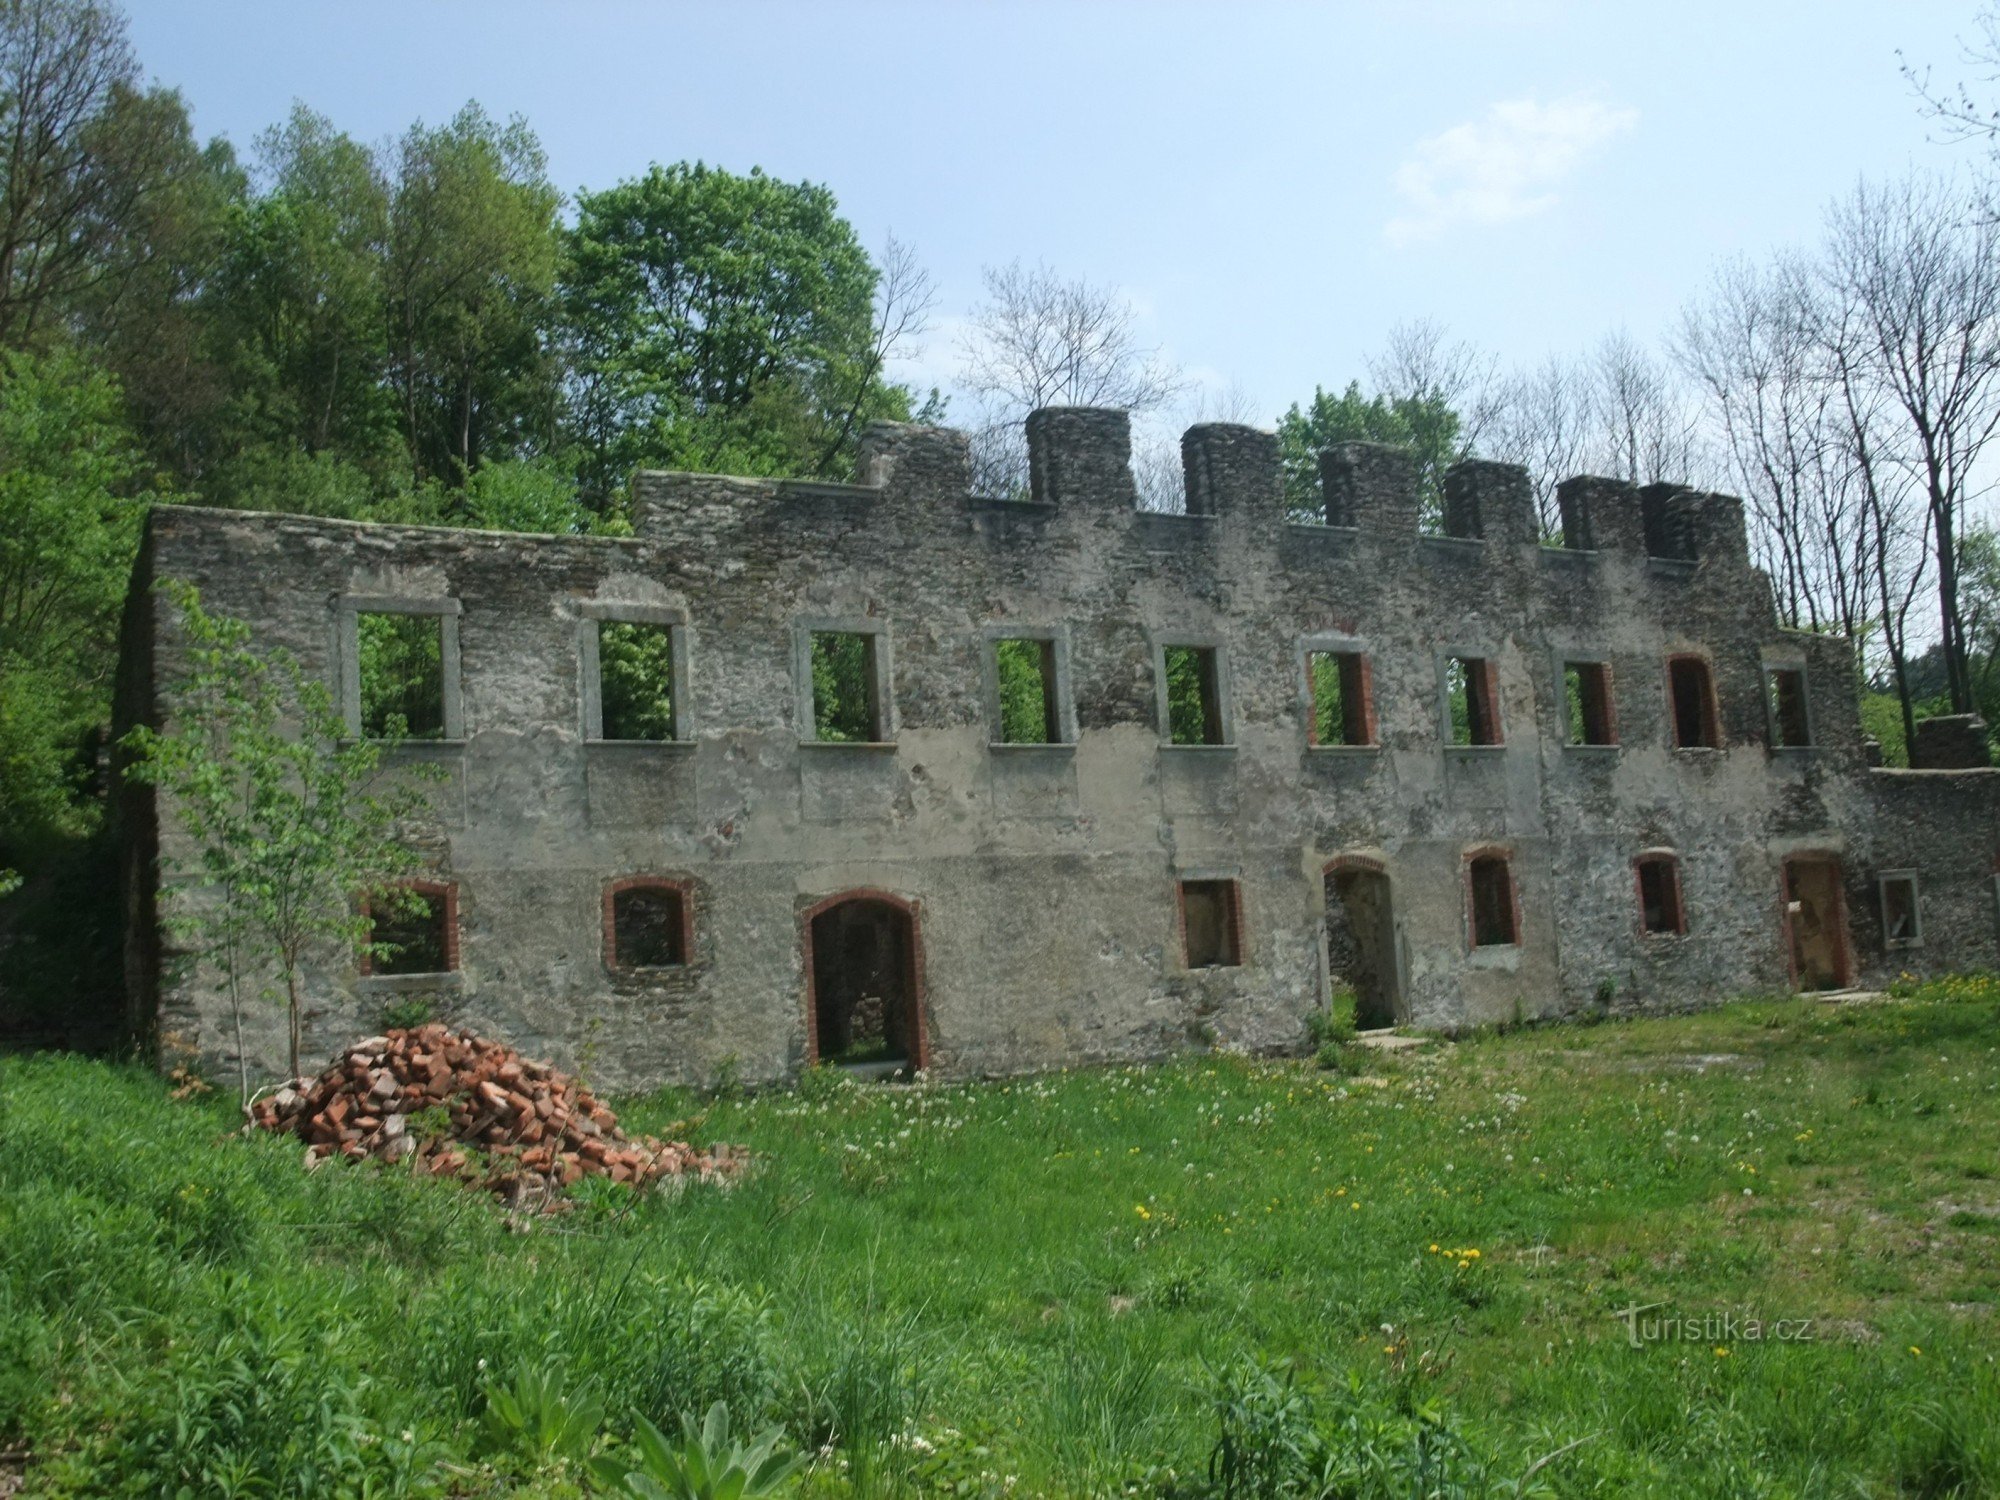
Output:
left=810, top=632, right=873, bottom=742
left=0, top=0, right=240, bottom=486
left=1164, top=646, right=1217, bottom=746
left=0, top=345, right=146, bottom=852
left=122, top=583, right=437, bottom=1089
left=994, top=638, right=1052, bottom=744
left=356, top=613, right=445, bottom=740
left=1309, top=655, right=1352, bottom=746
left=1275, top=381, right=1462, bottom=526
left=562, top=163, right=909, bottom=504
left=598, top=622, right=676, bottom=741
left=0, top=0, right=210, bottom=347
left=384, top=104, right=561, bottom=486
left=205, top=106, right=395, bottom=485
left=1957, top=527, right=2000, bottom=726
left=454, top=456, right=603, bottom=534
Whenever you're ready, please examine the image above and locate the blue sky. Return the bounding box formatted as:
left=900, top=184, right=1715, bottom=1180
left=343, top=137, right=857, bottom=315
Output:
left=128, top=0, right=1987, bottom=422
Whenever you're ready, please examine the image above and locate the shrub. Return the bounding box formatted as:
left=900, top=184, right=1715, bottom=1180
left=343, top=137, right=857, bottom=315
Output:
left=1313, top=1041, right=1368, bottom=1075
left=1306, top=993, right=1358, bottom=1050
left=592, top=1402, right=803, bottom=1500
left=1204, top=1360, right=1511, bottom=1500
left=797, top=1060, right=857, bottom=1104
left=1206, top=1357, right=1320, bottom=1499
left=87, top=1323, right=449, bottom=1498
left=378, top=996, right=435, bottom=1031
left=477, top=1358, right=605, bottom=1470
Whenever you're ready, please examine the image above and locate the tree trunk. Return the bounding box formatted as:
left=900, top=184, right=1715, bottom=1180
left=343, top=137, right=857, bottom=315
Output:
left=1892, top=646, right=1918, bottom=765
left=226, top=927, right=250, bottom=1125
left=1936, top=488, right=1972, bottom=713
left=285, top=965, right=302, bottom=1082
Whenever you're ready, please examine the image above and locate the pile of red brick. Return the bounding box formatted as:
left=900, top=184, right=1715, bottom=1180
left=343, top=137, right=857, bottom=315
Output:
left=251, top=1025, right=744, bottom=1199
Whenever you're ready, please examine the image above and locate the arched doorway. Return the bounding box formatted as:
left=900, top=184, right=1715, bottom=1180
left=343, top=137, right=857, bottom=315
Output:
left=1324, top=860, right=1400, bottom=1029
left=1783, top=854, right=1852, bottom=991
left=803, top=890, right=927, bottom=1070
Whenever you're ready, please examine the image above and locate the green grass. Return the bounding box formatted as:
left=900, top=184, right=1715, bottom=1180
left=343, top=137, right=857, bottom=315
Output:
left=5, top=981, right=2000, bottom=1496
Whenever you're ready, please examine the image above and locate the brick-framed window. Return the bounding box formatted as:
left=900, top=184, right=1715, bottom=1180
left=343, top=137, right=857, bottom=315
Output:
left=1634, top=851, right=1686, bottom=936
left=794, top=616, right=894, bottom=744
left=1464, top=848, right=1520, bottom=948
left=983, top=625, right=1076, bottom=746
left=1878, top=869, right=1922, bottom=950
left=1562, top=658, right=1618, bottom=747
left=1302, top=639, right=1377, bottom=747
left=338, top=594, right=464, bottom=742
left=1441, top=653, right=1502, bottom=747
left=1765, top=662, right=1812, bottom=749
left=361, top=879, right=460, bottom=976
left=1156, top=637, right=1233, bottom=747
left=603, top=876, right=695, bottom=970
left=1177, top=877, right=1244, bottom=968
left=579, top=602, right=691, bottom=743
left=1666, top=652, right=1721, bottom=749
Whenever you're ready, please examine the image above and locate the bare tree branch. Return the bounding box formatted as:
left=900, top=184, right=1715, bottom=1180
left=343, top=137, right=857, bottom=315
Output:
left=1822, top=172, right=2000, bottom=713
left=957, top=259, right=1186, bottom=498
left=813, top=231, right=936, bottom=472
left=1367, top=317, right=1501, bottom=453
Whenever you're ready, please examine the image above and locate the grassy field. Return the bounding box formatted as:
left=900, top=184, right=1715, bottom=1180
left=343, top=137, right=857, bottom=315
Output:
left=4, top=980, right=2000, bottom=1497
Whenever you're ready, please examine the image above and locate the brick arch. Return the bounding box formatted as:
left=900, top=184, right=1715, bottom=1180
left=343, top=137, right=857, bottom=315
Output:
left=1322, top=852, right=1387, bottom=878
left=800, top=887, right=929, bottom=1069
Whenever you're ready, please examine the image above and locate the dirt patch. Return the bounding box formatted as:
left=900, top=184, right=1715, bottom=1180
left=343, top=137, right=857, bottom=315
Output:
left=1603, top=1052, right=1764, bottom=1074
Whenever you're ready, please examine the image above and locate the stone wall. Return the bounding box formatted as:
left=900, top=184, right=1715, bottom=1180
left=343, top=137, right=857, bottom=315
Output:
left=118, top=409, right=2000, bottom=1090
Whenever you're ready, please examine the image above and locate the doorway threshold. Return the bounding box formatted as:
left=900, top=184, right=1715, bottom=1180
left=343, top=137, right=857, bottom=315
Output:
left=838, top=1058, right=910, bottom=1082
left=1351, top=1029, right=1432, bottom=1052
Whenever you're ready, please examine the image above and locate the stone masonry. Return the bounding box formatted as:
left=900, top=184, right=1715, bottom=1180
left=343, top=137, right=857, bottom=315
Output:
left=115, top=410, right=2000, bottom=1090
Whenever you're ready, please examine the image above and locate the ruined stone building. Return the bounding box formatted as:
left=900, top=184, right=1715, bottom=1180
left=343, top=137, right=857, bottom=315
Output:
left=117, top=409, right=2000, bottom=1089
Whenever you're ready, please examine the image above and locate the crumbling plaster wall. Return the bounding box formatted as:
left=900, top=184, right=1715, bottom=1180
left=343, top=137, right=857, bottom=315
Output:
left=122, top=407, right=2000, bottom=1090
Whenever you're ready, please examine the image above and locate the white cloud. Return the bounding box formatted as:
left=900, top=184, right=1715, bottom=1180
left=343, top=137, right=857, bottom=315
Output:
left=1385, top=95, right=1638, bottom=246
